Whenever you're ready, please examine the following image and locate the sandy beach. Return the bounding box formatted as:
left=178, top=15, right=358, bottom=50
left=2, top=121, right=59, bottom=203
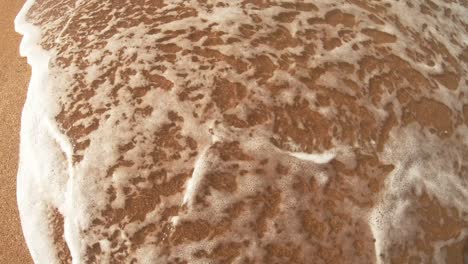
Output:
left=3, top=0, right=467, bottom=263
left=0, top=0, right=33, bottom=263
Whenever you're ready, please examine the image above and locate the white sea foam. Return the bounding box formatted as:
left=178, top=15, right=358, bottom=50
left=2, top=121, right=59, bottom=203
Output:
left=15, top=0, right=468, bottom=263
left=15, top=1, right=71, bottom=263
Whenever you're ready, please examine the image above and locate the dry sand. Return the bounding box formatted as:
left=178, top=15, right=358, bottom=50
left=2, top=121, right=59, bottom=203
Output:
left=0, top=0, right=33, bottom=263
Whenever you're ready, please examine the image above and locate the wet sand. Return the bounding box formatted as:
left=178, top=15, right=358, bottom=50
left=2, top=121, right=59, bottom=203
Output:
left=0, top=0, right=33, bottom=263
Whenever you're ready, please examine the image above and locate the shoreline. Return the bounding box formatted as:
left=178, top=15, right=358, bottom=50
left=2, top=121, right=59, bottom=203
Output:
left=0, top=0, right=33, bottom=263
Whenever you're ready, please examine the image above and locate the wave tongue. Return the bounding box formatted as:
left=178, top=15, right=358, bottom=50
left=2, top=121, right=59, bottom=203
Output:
left=14, top=0, right=468, bottom=263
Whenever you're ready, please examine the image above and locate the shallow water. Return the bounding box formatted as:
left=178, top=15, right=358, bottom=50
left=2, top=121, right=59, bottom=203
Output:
left=15, top=0, right=468, bottom=263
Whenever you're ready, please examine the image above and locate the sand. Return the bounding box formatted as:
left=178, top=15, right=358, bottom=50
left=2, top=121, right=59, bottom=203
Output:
left=16, top=0, right=468, bottom=263
left=8, top=0, right=468, bottom=262
left=0, top=0, right=33, bottom=263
